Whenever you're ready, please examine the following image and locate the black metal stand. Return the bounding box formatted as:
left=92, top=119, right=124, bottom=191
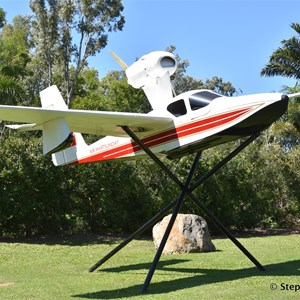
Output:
left=88, top=128, right=265, bottom=293
left=141, top=152, right=201, bottom=293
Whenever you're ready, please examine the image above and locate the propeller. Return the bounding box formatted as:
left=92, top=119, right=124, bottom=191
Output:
left=109, top=50, right=128, bottom=70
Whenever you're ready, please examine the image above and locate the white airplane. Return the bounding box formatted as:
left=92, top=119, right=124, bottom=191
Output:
left=0, top=51, right=299, bottom=165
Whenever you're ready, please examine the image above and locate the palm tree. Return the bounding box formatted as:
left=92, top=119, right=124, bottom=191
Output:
left=261, top=22, right=300, bottom=80
left=260, top=23, right=300, bottom=147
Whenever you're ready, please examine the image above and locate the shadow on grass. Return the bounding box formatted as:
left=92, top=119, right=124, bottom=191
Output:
left=72, top=259, right=300, bottom=299
left=97, top=258, right=191, bottom=273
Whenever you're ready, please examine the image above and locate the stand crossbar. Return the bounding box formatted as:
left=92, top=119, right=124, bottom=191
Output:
left=89, top=127, right=265, bottom=293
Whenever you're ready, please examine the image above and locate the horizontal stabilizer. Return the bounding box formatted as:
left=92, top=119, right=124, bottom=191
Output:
left=6, top=123, right=40, bottom=131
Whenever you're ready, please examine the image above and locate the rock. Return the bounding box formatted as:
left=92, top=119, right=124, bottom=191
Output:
left=153, top=214, right=216, bottom=254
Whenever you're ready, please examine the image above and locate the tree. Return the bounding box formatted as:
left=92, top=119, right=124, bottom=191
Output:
left=98, top=71, right=151, bottom=113
left=202, top=76, right=237, bottom=96
left=261, top=22, right=300, bottom=80
left=0, top=15, right=32, bottom=105
left=30, top=0, right=125, bottom=107
left=29, top=0, right=59, bottom=88
left=261, top=22, right=300, bottom=147
left=0, top=8, right=6, bottom=29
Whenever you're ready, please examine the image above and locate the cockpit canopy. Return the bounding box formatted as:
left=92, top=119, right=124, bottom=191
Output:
left=167, top=90, right=223, bottom=117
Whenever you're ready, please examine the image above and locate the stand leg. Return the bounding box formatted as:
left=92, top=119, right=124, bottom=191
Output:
left=190, top=197, right=265, bottom=271
left=141, top=152, right=201, bottom=293
left=184, top=134, right=265, bottom=271
left=88, top=198, right=177, bottom=272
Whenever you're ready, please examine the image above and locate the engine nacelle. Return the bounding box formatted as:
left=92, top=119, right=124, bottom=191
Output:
left=126, top=51, right=177, bottom=89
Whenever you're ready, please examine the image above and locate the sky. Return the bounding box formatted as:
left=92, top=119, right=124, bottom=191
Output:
left=1, top=0, right=300, bottom=95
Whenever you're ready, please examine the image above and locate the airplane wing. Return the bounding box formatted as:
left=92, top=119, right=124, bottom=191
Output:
left=0, top=105, right=173, bottom=137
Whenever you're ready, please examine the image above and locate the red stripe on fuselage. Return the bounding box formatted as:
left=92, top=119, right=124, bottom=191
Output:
left=78, top=107, right=252, bottom=164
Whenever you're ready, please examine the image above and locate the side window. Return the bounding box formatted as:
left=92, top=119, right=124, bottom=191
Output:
left=167, top=100, right=187, bottom=117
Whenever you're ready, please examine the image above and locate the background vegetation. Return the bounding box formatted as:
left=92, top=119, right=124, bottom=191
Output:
left=0, top=1, right=299, bottom=237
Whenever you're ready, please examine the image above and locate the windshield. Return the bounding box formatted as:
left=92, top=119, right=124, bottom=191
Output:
left=189, top=91, right=223, bottom=110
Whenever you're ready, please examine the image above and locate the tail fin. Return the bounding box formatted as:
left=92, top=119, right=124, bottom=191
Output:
left=40, top=85, right=68, bottom=110
left=40, top=85, right=73, bottom=155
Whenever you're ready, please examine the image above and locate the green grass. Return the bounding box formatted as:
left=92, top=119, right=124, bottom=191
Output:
left=0, top=234, right=299, bottom=299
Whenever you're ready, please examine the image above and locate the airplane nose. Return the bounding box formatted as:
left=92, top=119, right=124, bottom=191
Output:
left=281, top=94, right=289, bottom=102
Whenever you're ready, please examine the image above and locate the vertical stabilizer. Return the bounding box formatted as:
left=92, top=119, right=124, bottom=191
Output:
left=40, top=85, right=68, bottom=110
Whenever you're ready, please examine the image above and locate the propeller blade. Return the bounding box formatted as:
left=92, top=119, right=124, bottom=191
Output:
left=109, top=50, right=128, bottom=70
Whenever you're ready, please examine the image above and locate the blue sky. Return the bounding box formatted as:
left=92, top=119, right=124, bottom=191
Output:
left=1, top=0, right=300, bottom=94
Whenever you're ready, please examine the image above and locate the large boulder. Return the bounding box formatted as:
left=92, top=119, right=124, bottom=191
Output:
left=153, top=214, right=216, bottom=254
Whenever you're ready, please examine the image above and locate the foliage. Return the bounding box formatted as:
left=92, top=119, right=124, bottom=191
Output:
left=69, top=160, right=159, bottom=233
left=0, top=7, right=5, bottom=29
left=0, top=75, right=26, bottom=105
left=175, top=135, right=300, bottom=232
left=0, top=132, right=75, bottom=237
left=0, top=15, right=32, bottom=105
left=260, top=22, right=300, bottom=146
left=261, top=22, right=300, bottom=80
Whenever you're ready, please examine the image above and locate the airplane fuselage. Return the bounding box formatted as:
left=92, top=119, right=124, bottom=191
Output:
left=57, top=90, right=288, bottom=165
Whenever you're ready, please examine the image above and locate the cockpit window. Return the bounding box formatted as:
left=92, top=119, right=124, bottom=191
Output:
left=189, top=91, right=223, bottom=111
left=167, top=100, right=187, bottom=117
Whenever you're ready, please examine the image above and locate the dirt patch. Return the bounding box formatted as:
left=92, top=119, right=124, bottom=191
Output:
left=0, top=282, right=15, bottom=287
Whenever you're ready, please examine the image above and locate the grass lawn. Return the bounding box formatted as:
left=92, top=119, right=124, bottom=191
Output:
left=0, top=233, right=299, bottom=299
